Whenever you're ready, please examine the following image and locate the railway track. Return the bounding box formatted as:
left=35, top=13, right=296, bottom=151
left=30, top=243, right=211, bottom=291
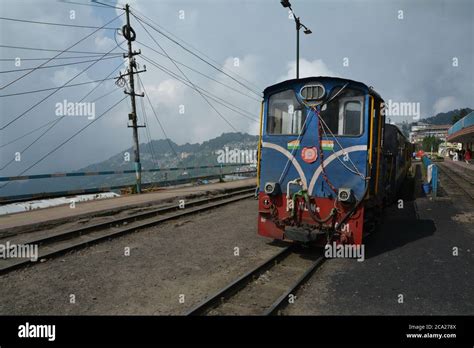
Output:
left=186, top=245, right=325, bottom=316
left=0, top=187, right=255, bottom=275
left=437, top=162, right=474, bottom=201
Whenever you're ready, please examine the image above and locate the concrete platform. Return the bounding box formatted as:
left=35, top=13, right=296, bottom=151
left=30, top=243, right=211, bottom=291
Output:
left=442, top=157, right=474, bottom=172
left=0, top=178, right=256, bottom=236
left=284, top=164, right=474, bottom=315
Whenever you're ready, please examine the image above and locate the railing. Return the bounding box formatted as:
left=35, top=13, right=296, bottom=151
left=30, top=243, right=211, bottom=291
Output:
left=448, top=111, right=474, bottom=136
left=0, top=164, right=256, bottom=203
left=421, top=155, right=438, bottom=198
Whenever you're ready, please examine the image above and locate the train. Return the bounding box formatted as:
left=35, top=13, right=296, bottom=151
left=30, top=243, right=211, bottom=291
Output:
left=256, top=76, right=412, bottom=245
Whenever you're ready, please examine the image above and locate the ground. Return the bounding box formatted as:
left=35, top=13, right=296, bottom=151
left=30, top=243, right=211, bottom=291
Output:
left=0, top=165, right=472, bottom=315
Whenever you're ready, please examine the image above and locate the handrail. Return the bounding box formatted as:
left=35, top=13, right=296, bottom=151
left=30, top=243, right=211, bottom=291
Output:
left=0, top=163, right=253, bottom=182
left=421, top=155, right=438, bottom=198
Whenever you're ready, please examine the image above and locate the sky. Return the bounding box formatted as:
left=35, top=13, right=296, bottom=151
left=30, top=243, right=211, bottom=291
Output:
left=0, top=0, right=473, bottom=178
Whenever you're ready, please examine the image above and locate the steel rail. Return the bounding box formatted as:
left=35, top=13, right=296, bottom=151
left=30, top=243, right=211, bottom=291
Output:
left=186, top=247, right=325, bottom=316
left=0, top=188, right=255, bottom=275
left=185, top=246, right=294, bottom=316
left=437, top=163, right=474, bottom=200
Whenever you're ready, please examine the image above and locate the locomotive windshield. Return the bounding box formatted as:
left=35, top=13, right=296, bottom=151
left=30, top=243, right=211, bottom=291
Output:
left=267, top=89, right=305, bottom=135
left=320, top=86, right=364, bottom=136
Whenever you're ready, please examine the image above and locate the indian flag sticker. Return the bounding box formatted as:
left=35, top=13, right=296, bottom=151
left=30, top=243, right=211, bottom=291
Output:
left=287, top=140, right=300, bottom=150
left=321, top=140, right=334, bottom=151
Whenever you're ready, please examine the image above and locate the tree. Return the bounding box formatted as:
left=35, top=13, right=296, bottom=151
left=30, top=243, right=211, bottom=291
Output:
left=422, top=135, right=442, bottom=152
left=452, top=108, right=470, bottom=124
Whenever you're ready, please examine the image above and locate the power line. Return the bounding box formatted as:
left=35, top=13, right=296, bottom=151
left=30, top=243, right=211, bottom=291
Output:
left=91, top=0, right=124, bottom=10
left=90, top=87, right=121, bottom=103
left=136, top=80, right=158, bottom=166
left=0, top=54, right=122, bottom=61
left=141, top=55, right=258, bottom=122
left=0, top=62, right=123, bottom=171
left=0, top=117, right=64, bottom=171
left=135, top=16, right=238, bottom=132
left=136, top=40, right=261, bottom=102
left=0, top=118, right=58, bottom=149
left=0, top=44, right=125, bottom=55
left=0, top=95, right=128, bottom=189
left=79, top=61, right=123, bottom=102
left=0, top=12, right=124, bottom=91
left=0, top=40, right=125, bottom=129
left=58, top=0, right=119, bottom=9
left=0, top=54, right=120, bottom=74
left=131, top=12, right=262, bottom=98
left=137, top=74, right=179, bottom=159
left=129, top=6, right=263, bottom=94
left=0, top=16, right=119, bottom=29
left=0, top=76, right=117, bottom=97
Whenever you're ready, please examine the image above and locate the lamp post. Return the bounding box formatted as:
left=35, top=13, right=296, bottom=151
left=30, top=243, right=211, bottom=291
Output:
left=280, top=0, right=312, bottom=79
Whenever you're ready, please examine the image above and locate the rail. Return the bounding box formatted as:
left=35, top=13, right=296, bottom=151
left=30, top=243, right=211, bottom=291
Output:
left=421, top=155, right=438, bottom=198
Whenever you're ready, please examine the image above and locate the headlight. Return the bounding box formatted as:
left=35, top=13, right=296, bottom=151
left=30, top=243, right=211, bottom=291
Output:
left=264, top=182, right=280, bottom=195
left=338, top=188, right=354, bottom=203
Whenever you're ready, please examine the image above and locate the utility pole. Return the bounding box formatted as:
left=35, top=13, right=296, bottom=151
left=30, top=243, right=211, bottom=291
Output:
left=118, top=4, right=146, bottom=193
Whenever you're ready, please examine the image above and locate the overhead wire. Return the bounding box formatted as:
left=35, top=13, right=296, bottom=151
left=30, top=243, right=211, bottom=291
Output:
left=129, top=6, right=263, bottom=94
left=0, top=40, right=125, bottom=130
left=0, top=16, right=119, bottom=30
left=135, top=40, right=261, bottom=102
left=0, top=76, right=117, bottom=97
left=134, top=15, right=239, bottom=132
left=58, top=0, right=120, bottom=9
left=0, top=118, right=58, bottom=149
left=0, top=44, right=125, bottom=55
left=137, top=74, right=179, bottom=159
left=140, top=54, right=258, bottom=122
left=0, top=61, right=123, bottom=171
left=0, top=54, right=120, bottom=74
left=136, top=75, right=159, bottom=165
left=0, top=95, right=128, bottom=190
left=0, top=12, right=124, bottom=91
left=0, top=54, right=122, bottom=61
left=130, top=11, right=262, bottom=98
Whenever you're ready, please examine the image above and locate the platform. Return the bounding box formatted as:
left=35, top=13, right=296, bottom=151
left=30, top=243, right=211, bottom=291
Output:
left=0, top=178, right=256, bottom=236
left=442, top=157, right=474, bottom=173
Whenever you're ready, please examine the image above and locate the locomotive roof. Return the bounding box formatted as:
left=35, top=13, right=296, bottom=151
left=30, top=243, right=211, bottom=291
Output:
left=263, top=76, right=381, bottom=99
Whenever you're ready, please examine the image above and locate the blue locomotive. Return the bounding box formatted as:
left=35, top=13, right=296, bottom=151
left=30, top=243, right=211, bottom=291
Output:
left=256, top=76, right=412, bottom=245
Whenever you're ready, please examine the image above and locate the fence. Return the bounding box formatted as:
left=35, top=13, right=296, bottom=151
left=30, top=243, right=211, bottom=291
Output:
left=447, top=111, right=474, bottom=136
left=421, top=155, right=438, bottom=198
left=0, top=164, right=256, bottom=203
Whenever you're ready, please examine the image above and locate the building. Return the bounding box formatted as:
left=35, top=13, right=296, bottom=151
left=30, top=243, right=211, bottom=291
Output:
left=409, top=122, right=451, bottom=144
left=447, top=111, right=474, bottom=152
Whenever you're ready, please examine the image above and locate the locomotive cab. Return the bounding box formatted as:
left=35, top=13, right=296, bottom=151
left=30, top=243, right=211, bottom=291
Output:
left=257, top=76, right=387, bottom=246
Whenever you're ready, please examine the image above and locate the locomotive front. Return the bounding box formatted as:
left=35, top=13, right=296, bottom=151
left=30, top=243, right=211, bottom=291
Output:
left=257, top=76, right=384, bottom=245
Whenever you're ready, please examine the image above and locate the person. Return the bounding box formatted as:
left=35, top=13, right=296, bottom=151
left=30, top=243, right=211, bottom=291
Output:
left=465, top=148, right=472, bottom=164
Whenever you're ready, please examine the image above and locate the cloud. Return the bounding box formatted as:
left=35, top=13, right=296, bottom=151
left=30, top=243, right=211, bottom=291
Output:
left=433, top=96, right=460, bottom=114
left=279, top=59, right=336, bottom=82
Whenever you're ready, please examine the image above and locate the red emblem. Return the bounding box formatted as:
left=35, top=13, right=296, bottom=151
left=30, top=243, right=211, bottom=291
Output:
left=301, top=147, right=318, bottom=163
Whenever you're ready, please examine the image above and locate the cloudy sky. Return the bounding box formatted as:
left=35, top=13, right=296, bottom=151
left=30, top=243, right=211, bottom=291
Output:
left=0, top=0, right=472, bottom=178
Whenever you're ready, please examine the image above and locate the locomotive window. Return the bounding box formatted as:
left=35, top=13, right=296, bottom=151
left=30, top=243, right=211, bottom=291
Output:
left=343, top=101, right=363, bottom=135
left=267, top=89, right=305, bottom=135
left=320, top=87, right=364, bottom=136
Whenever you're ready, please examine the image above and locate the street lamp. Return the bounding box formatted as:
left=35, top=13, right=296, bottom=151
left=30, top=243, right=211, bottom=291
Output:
left=280, top=0, right=312, bottom=79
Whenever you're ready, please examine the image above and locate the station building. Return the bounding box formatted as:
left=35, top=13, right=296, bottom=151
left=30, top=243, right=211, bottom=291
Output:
left=447, top=111, right=474, bottom=152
